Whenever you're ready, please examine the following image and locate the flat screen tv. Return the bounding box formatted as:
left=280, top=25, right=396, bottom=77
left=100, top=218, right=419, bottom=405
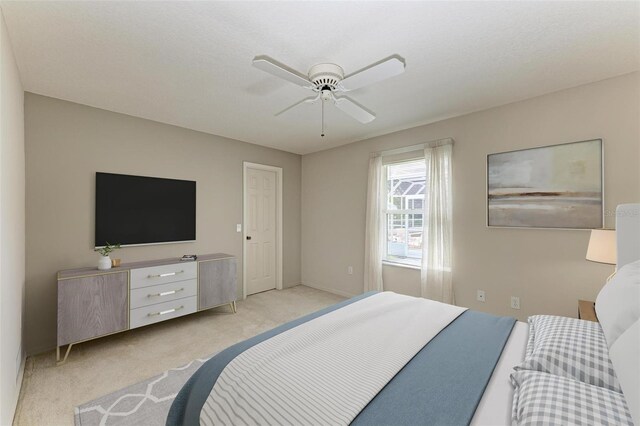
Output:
left=95, top=172, right=196, bottom=247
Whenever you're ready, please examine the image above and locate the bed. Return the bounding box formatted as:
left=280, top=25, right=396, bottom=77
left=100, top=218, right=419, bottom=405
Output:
left=167, top=203, right=639, bottom=426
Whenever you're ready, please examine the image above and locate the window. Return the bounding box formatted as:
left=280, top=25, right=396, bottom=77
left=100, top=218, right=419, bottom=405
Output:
left=384, top=159, right=426, bottom=267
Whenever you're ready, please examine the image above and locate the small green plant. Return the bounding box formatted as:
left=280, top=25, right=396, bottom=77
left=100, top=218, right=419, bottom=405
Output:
left=95, top=242, right=121, bottom=257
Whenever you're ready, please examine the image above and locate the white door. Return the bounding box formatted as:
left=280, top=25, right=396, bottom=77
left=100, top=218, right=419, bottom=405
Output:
left=245, top=167, right=277, bottom=295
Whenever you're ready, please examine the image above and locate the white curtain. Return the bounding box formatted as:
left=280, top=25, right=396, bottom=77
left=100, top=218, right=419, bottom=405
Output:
left=364, top=154, right=384, bottom=292
left=421, top=143, right=454, bottom=304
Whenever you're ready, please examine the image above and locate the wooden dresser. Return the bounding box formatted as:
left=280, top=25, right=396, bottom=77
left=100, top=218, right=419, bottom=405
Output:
left=57, top=253, right=236, bottom=364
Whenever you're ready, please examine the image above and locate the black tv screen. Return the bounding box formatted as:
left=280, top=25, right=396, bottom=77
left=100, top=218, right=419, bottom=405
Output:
left=95, top=172, right=196, bottom=247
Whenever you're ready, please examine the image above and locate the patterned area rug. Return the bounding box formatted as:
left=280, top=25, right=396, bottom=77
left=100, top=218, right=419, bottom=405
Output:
left=74, top=356, right=210, bottom=426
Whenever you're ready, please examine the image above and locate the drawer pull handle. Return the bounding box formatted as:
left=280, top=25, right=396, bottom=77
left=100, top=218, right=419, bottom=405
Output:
left=147, top=288, right=184, bottom=298
left=148, top=270, right=184, bottom=279
left=147, top=305, right=184, bottom=317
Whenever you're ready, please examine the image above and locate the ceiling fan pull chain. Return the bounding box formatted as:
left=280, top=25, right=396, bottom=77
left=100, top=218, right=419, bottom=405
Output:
left=321, top=99, right=325, bottom=138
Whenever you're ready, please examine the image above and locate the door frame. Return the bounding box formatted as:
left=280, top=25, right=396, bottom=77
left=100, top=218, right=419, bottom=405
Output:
left=242, top=162, right=283, bottom=299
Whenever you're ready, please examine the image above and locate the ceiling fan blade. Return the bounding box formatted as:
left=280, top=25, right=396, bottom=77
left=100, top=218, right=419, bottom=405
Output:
left=334, top=96, right=376, bottom=123
left=275, top=95, right=319, bottom=116
left=252, top=55, right=312, bottom=88
left=341, top=56, right=405, bottom=91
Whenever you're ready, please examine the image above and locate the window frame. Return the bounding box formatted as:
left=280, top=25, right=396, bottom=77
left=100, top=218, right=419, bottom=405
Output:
left=382, top=157, right=426, bottom=268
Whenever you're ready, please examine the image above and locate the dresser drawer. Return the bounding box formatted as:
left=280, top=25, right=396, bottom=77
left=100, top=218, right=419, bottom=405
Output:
left=130, top=279, right=197, bottom=309
left=130, top=262, right=197, bottom=289
left=129, top=296, right=197, bottom=329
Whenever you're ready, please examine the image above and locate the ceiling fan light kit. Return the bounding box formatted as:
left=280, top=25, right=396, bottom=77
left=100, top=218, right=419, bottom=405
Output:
left=252, top=55, right=405, bottom=137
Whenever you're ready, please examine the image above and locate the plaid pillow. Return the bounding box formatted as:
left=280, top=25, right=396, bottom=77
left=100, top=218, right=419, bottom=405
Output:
left=525, top=317, right=536, bottom=358
left=516, top=315, right=621, bottom=392
left=511, top=370, right=633, bottom=426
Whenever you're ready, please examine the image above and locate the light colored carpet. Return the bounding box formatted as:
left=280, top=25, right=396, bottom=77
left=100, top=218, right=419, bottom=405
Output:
left=14, top=285, right=344, bottom=426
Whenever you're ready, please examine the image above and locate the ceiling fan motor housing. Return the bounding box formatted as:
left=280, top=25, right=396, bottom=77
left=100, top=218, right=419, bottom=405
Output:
left=308, top=63, right=344, bottom=91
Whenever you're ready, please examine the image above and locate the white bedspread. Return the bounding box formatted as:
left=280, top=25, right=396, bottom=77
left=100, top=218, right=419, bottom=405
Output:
left=200, top=292, right=466, bottom=425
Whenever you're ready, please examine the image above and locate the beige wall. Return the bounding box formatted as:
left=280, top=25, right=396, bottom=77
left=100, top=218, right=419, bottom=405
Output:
left=25, top=93, right=301, bottom=355
left=302, top=72, right=640, bottom=321
left=0, top=8, right=25, bottom=426
left=22, top=72, right=640, bottom=353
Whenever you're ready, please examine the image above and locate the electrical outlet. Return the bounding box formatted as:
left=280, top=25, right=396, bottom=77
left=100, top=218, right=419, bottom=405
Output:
left=477, top=290, right=486, bottom=302
left=511, top=296, right=521, bottom=310
left=347, top=266, right=353, bottom=275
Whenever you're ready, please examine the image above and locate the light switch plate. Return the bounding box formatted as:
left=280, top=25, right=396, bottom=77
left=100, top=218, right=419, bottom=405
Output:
left=236, top=224, right=242, bottom=233
left=477, top=290, right=486, bottom=302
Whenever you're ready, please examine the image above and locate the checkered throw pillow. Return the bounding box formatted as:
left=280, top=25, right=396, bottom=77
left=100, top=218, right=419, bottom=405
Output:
left=511, top=370, right=633, bottom=426
left=516, top=315, right=621, bottom=392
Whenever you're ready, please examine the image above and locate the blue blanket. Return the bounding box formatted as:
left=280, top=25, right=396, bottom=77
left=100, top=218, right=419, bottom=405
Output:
left=352, top=310, right=515, bottom=425
left=167, top=293, right=515, bottom=426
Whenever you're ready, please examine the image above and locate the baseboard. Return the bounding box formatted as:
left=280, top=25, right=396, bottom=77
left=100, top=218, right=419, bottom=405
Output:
left=301, top=281, right=358, bottom=299
left=27, top=343, right=55, bottom=357
left=8, top=354, right=26, bottom=425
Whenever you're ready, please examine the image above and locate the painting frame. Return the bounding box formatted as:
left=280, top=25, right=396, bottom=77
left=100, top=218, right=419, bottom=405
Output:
left=486, top=139, right=604, bottom=230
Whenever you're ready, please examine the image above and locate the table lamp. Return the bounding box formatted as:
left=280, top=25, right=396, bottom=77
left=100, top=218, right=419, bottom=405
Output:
left=586, top=229, right=617, bottom=281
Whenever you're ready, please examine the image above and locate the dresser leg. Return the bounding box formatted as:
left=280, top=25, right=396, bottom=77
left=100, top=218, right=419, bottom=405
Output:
left=56, top=343, right=74, bottom=366
left=230, top=301, right=237, bottom=313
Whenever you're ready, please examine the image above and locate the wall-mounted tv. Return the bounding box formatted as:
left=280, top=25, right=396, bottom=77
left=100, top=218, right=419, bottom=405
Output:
left=95, top=172, right=196, bottom=247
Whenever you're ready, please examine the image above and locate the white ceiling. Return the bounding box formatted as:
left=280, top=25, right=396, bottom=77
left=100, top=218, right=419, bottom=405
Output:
left=2, top=1, right=638, bottom=155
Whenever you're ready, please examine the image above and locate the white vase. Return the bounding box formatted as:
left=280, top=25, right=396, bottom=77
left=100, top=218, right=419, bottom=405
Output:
left=98, top=255, right=112, bottom=270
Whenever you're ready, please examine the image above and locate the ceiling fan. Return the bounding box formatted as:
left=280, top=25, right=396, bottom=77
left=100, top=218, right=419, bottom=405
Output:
left=252, top=55, right=406, bottom=136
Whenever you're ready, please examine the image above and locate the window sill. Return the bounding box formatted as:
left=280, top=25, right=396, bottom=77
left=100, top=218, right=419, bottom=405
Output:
left=382, top=260, right=421, bottom=271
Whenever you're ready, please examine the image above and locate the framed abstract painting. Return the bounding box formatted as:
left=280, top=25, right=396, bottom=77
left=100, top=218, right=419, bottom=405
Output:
left=487, top=139, right=603, bottom=229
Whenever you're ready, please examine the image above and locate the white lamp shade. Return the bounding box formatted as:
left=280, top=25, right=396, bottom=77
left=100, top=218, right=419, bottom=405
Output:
left=586, top=229, right=617, bottom=265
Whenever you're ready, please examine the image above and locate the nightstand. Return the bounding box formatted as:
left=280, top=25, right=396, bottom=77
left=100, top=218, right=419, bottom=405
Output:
left=578, top=300, right=598, bottom=322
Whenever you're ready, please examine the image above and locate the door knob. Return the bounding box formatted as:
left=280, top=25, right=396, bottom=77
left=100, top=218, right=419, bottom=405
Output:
left=246, top=236, right=252, bottom=240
